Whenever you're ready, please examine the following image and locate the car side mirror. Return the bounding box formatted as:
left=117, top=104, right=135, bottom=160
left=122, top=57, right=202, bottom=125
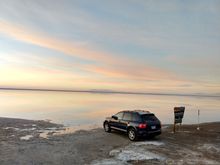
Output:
left=112, top=115, right=118, bottom=120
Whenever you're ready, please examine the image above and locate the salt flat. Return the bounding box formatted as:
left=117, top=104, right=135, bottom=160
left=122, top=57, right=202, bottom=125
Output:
left=0, top=117, right=220, bottom=165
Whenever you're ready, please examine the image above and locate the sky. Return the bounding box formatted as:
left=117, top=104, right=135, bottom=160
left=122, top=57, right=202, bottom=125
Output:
left=0, top=0, right=220, bottom=95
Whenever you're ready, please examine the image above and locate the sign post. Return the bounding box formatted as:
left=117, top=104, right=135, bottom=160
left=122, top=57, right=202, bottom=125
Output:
left=197, top=109, right=200, bottom=130
left=173, top=107, right=185, bottom=133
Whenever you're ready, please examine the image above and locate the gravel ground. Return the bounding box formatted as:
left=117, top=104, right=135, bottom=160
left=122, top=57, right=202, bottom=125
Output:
left=0, top=117, right=220, bottom=165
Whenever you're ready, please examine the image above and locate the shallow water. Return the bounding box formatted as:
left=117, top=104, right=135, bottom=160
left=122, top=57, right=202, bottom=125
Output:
left=0, top=90, right=219, bottom=126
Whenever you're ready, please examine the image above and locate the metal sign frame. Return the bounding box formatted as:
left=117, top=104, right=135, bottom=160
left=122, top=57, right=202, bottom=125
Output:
left=173, top=107, right=185, bottom=132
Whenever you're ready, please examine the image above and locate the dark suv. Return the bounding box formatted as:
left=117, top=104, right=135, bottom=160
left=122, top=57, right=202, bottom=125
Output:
left=103, top=110, right=161, bottom=141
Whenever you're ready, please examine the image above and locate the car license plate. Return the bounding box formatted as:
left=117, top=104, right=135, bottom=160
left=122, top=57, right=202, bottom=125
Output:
left=151, top=126, right=156, bottom=129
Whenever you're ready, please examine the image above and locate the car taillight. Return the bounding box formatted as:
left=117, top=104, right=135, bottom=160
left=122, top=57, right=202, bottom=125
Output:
left=138, top=123, right=147, bottom=129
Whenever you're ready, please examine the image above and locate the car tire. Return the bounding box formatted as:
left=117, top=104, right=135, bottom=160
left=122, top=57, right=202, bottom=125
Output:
left=128, top=128, right=137, bottom=141
left=104, top=122, right=111, bottom=133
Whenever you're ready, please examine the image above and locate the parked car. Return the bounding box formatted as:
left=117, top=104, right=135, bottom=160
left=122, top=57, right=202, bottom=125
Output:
left=103, top=110, right=161, bottom=141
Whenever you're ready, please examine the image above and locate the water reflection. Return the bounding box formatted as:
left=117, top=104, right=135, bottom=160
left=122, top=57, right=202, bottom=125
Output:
left=0, top=90, right=219, bottom=126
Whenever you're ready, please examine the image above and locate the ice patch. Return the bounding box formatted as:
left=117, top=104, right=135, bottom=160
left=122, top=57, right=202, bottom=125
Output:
left=44, top=127, right=59, bottom=131
left=20, top=135, right=33, bottom=140
left=132, top=141, right=164, bottom=146
left=21, top=128, right=36, bottom=131
left=109, top=149, right=121, bottom=156
left=117, top=149, right=163, bottom=161
left=4, top=127, right=36, bottom=131
left=4, top=127, right=20, bottom=131
left=92, top=141, right=165, bottom=165
left=109, top=148, right=162, bottom=161
left=91, top=159, right=128, bottom=165
left=3, top=127, right=11, bottom=130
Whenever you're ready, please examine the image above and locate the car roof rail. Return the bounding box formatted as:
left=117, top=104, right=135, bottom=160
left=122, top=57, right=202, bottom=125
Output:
left=134, top=110, right=150, bottom=113
left=122, top=110, right=150, bottom=113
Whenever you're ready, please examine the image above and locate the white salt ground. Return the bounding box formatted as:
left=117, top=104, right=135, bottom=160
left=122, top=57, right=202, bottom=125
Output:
left=20, top=135, right=33, bottom=140
left=92, top=141, right=165, bottom=165
left=132, top=141, right=164, bottom=146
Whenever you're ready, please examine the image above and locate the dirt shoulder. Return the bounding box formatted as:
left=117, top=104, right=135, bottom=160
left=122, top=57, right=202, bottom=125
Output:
left=0, top=117, right=220, bottom=165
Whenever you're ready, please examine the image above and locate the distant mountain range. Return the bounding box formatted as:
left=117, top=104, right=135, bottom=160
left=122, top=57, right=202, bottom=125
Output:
left=0, top=87, right=219, bottom=98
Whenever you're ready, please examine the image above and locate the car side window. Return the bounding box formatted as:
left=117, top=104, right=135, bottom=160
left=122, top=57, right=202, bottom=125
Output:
left=115, top=112, right=124, bottom=120
left=123, top=112, right=132, bottom=121
left=131, top=113, right=140, bottom=122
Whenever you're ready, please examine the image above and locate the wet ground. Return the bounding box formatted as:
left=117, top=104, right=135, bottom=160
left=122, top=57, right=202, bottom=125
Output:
left=0, top=117, right=220, bottom=165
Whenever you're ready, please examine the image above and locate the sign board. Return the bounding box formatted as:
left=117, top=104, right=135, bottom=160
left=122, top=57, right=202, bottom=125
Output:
left=174, top=107, right=185, bottom=124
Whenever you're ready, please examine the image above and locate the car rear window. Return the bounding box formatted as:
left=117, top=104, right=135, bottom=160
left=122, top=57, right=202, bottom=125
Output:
left=141, top=114, right=157, bottom=121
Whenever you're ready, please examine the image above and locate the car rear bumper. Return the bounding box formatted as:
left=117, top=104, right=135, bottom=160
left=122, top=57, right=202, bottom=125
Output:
left=137, top=129, right=161, bottom=137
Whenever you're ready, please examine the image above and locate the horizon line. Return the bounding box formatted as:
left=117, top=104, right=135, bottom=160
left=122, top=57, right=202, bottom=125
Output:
left=0, top=87, right=219, bottom=98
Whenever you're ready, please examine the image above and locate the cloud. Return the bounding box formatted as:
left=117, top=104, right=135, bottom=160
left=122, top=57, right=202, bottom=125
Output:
left=0, top=1, right=219, bottom=95
left=85, top=64, right=175, bottom=81
left=0, top=19, right=110, bottom=63
left=0, top=19, right=179, bottom=82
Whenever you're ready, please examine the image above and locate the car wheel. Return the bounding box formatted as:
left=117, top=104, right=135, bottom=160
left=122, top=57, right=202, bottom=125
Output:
left=104, top=122, right=111, bottom=132
left=128, top=128, right=137, bottom=141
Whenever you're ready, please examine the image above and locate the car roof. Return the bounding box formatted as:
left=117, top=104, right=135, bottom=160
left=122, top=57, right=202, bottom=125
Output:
left=121, top=110, right=153, bottom=115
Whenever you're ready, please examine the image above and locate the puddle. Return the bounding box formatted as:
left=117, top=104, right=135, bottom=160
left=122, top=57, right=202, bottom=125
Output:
left=39, top=124, right=100, bottom=138
left=4, top=124, right=101, bottom=139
